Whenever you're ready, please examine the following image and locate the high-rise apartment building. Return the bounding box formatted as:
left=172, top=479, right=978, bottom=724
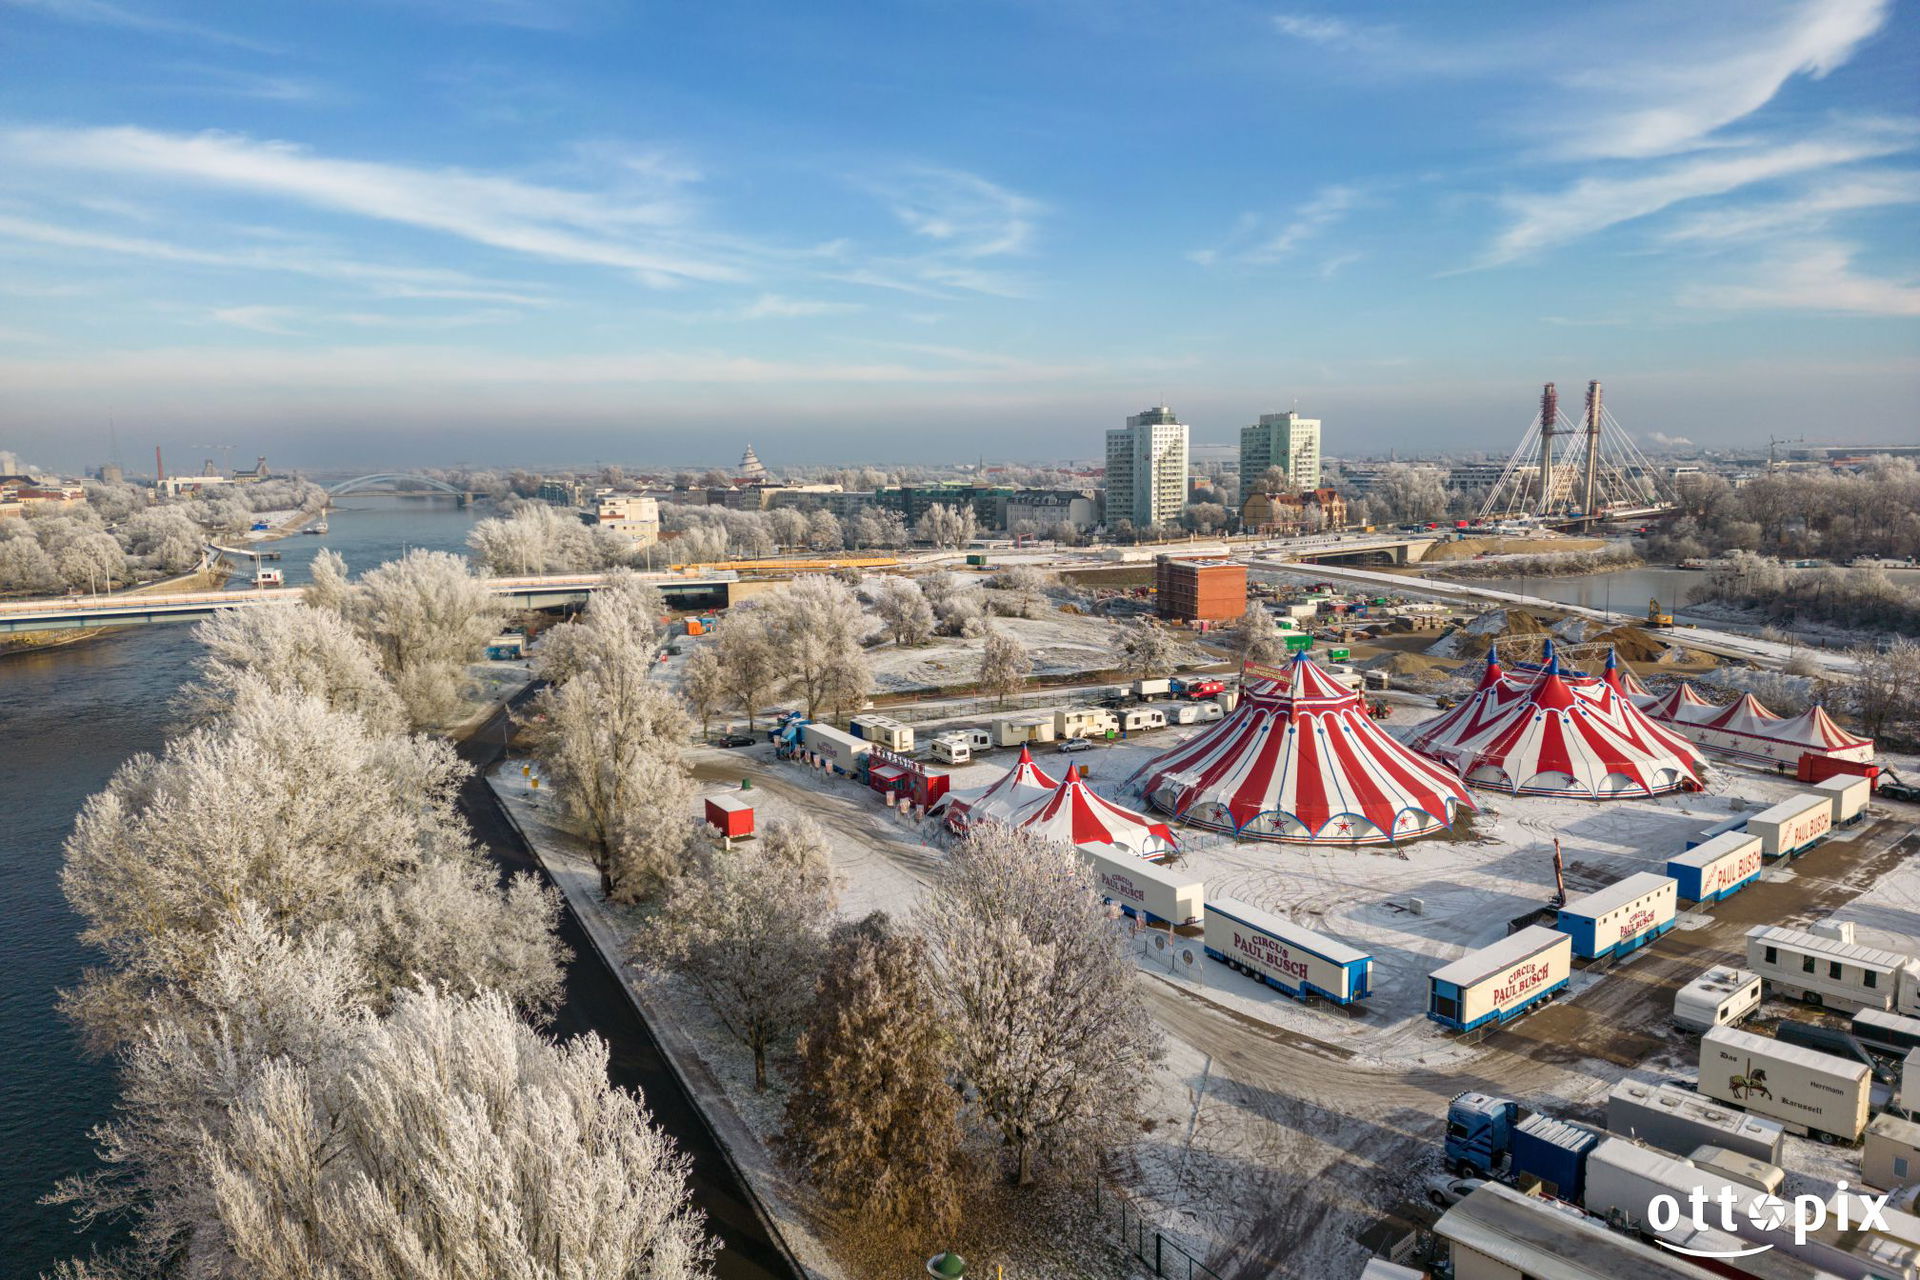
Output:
left=1105, top=405, right=1190, bottom=530
left=1239, top=411, right=1322, bottom=503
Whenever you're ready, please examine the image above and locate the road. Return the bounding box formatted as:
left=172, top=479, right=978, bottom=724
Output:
left=1129, top=813, right=1920, bottom=1279
left=455, top=691, right=802, bottom=1280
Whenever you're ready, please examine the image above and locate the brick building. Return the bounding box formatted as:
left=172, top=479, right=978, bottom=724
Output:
left=1155, top=555, right=1247, bottom=622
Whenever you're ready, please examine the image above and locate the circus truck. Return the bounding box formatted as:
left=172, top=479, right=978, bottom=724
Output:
left=1666, top=830, right=1764, bottom=906
left=1698, top=1025, right=1872, bottom=1142
left=1427, top=926, right=1572, bottom=1034
left=1552, top=873, right=1678, bottom=962
left=1079, top=845, right=1202, bottom=927
left=1203, top=896, right=1372, bottom=1006
left=1747, top=793, right=1832, bottom=858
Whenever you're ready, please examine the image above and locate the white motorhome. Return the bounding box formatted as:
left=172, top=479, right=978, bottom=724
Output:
left=929, top=733, right=973, bottom=764
left=1746, top=924, right=1920, bottom=1015
left=1673, top=967, right=1762, bottom=1033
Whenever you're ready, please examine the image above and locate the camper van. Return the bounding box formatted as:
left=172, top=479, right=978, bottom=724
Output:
left=1674, top=967, right=1763, bottom=1033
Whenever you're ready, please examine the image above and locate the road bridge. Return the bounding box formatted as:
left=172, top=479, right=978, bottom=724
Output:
left=0, top=572, right=735, bottom=636
left=327, top=474, right=474, bottom=503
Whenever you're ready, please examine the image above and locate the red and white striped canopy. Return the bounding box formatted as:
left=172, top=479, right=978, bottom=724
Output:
left=936, top=745, right=1058, bottom=827
left=1408, top=645, right=1706, bottom=798
left=1138, top=654, right=1475, bottom=844
left=1009, top=770, right=1179, bottom=861
left=1639, top=681, right=1873, bottom=768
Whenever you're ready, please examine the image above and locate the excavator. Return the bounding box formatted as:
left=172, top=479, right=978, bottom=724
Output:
left=1646, top=597, right=1674, bottom=628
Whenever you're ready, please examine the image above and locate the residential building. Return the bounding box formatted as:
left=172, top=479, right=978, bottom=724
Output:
left=1155, top=556, right=1247, bottom=622
left=1006, top=488, right=1101, bottom=533
left=1106, top=406, right=1190, bottom=530
left=1242, top=487, right=1347, bottom=534
left=1239, top=412, right=1321, bottom=502
left=537, top=477, right=588, bottom=507
left=593, top=493, right=660, bottom=546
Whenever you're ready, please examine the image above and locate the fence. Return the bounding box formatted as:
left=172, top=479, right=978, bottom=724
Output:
left=1093, top=1183, right=1225, bottom=1280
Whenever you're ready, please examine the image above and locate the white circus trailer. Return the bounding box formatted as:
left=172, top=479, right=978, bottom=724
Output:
left=1666, top=830, right=1764, bottom=905
left=800, top=722, right=871, bottom=775
left=849, top=714, right=914, bottom=751
left=1584, top=1137, right=1751, bottom=1236
left=1673, top=966, right=1762, bottom=1033
left=1053, top=707, right=1119, bottom=739
left=1078, top=845, right=1201, bottom=926
left=990, top=714, right=1056, bottom=747
left=1699, top=1025, right=1872, bottom=1141
left=1814, top=773, right=1871, bottom=827
left=1747, top=793, right=1832, bottom=858
left=1552, top=873, right=1678, bottom=961
left=1427, top=926, right=1572, bottom=1033
left=1203, top=896, right=1373, bottom=1005
left=1746, top=924, right=1920, bottom=1015
left=1605, top=1078, right=1784, bottom=1164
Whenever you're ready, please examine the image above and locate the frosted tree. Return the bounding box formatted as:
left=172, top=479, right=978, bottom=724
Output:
left=0, top=531, right=59, bottom=593
left=978, top=626, right=1033, bottom=706
left=467, top=501, right=601, bottom=574
left=535, top=569, right=665, bottom=685
left=807, top=508, right=844, bottom=551
left=1119, top=619, right=1181, bottom=680
left=783, top=913, right=963, bottom=1230
left=869, top=508, right=911, bottom=549
left=871, top=576, right=935, bottom=646
left=992, top=565, right=1050, bottom=619
left=766, top=576, right=872, bottom=719
left=920, top=827, right=1162, bottom=1184
left=203, top=986, right=713, bottom=1280
left=1232, top=602, right=1286, bottom=669
left=1846, top=635, right=1920, bottom=743
left=529, top=659, right=698, bottom=901
left=61, top=684, right=565, bottom=1054
left=770, top=507, right=810, bottom=549
left=714, top=610, right=784, bottom=728
left=915, top=503, right=977, bottom=549
left=303, top=547, right=352, bottom=615
left=1371, top=463, right=1448, bottom=524
left=175, top=603, right=401, bottom=732
left=680, top=646, right=729, bottom=739
left=350, top=548, right=505, bottom=726
left=651, top=817, right=837, bottom=1089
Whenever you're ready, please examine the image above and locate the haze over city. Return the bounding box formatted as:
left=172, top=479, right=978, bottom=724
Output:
left=3, top=0, right=1917, bottom=469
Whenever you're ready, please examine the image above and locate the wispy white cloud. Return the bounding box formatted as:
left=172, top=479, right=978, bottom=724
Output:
left=211, top=305, right=303, bottom=334
left=741, top=293, right=863, bottom=319
left=2, top=0, right=276, bottom=50
left=1679, top=241, right=1920, bottom=316
left=168, top=65, right=337, bottom=104
left=1270, top=14, right=1389, bottom=52
left=879, top=167, right=1041, bottom=258
left=0, top=126, right=741, bottom=285
left=1478, top=129, right=1913, bottom=266
left=1250, top=185, right=1358, bottom=261
left=1660, top=169, right=1920, bottom=242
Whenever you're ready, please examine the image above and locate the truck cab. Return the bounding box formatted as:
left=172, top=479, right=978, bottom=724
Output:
left=1446, top=1092, right=1520, bottom=1177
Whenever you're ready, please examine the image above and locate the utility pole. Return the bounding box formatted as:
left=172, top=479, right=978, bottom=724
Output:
left=1582, top=380, right=1602, bottom=517
left=1536, top=382, right=1558, bottom=515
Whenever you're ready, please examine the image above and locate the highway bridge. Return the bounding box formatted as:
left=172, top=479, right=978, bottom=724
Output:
left=0, top=573, right=736, bottom=636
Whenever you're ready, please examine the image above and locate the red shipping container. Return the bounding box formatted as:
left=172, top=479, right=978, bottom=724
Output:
left=704, top=793, right=755, bottom=838
left=1796, top=754, right=1880, bottom=788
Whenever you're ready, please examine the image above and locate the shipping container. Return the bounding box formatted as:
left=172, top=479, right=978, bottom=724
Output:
left=1133, top=678, right=1172, bottom=697
left=1079, top=845, right=1202, bottom=926
left=1283, top=633, right=1313, bottom=653
left=1204, top=895, right=1372, bottom=1005
left=1553, top=873, right=1678, bottom=961
left=1686, top=1145, right=1784, bottom=1196
left=1605, top=1078, right=1785, bottom=1164
left=1584, top=1137, right=1752, bottom=1236
left=1673, top=967, right=1762, bottom=1033
left=1666, top=831, right=1764, bottom=905
left=1747, top=793, right=1833, bottom=857
left=702, top=793, right=755, bottom=839
left=1746, top=924, right=1920, bottom=1015
left=1797, top=753, right=1880, bottom=786
left=1699, top=1025, right=1871, bottom=1141
left=1427, top=926, right=1572, bottom=1033
left=800, top=722, right=872, bottom=775
left=1813, top=774, right=1870, bottom=826
left=849, top=714, right=915, bottom=751
left=1508, top=1113, right=1599, bottom=1204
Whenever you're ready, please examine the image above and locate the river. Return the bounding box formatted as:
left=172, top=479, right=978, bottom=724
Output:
left=0, top=497, right=478, bottom=1278
left=1466, top=564, right=1920, bottom=633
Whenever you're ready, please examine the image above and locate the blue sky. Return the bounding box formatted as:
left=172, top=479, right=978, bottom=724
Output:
left=1, top=0, right=1915, bottom=470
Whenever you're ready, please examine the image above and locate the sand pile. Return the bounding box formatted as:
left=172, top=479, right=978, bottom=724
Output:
left=1426, top=608, right=1550, bottom=660
left=1590, top=624, right=1666, bottom=664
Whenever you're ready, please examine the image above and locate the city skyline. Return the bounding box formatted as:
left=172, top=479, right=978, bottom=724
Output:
left=1, top=0, right=1916, bottom=468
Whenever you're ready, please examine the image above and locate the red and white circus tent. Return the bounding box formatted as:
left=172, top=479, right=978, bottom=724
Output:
left=1640, top=682, right=1874, bottom=769
left=1408, top=644, right=1706, bottom=798
left=934, top=745, right=1058, bottom=829
left=1137, top=653, right=1475, bottom=844
left=1008, top=770, right=1180, bottom=861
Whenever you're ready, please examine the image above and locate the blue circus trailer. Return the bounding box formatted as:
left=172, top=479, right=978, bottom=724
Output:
left=1202, top=896, right=1372, bottom=1005
left=1553, top=872, right=1678, bottom=962
left=1667, top=830, right=1764, bottom=905
left=1428, top=926, right=1572, bottom=1033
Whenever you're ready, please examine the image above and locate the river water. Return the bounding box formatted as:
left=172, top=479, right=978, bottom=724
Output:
left=1468, top=565, right=1920, bottom=632
left=0, top=498, right=478, bottom=1279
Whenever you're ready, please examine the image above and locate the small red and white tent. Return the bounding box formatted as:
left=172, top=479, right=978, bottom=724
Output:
left=1640, top=681, right=1874, bottom=769
left=1008, top=769, right=1180, bottom=861
left=935, top=745, right=1058, bottom=829
left=1409, top=645, right=1706, bottom=798
left=1138, top=653, right=1475, bottom=844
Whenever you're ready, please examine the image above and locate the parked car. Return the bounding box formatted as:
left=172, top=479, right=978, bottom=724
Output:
left=1423, top=1174, right=1486, bottom=1209
left=713, top=734, right=757, bottom=749
left=1056, top=738, right=1093, bottom=754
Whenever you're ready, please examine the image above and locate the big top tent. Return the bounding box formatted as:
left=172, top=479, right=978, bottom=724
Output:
left=1407, top=643, right=1707, bottom=798
left=1009, top=769, right=1180, bottom=861
left=934, top=744, right=1057, bottom=829
left=1136, top=653, right=1475, bottom=845
left=1639, top=681, right=1873, bottom=769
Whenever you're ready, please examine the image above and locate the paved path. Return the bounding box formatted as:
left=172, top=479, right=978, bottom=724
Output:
left=454, top=691, right=804, bottom=1280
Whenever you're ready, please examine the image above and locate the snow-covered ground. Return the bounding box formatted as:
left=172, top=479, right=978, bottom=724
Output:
left=864, top=604, right=1134, bottom=693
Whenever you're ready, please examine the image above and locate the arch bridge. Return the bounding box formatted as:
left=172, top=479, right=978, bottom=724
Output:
left=327, top=473, right=472, bottom=501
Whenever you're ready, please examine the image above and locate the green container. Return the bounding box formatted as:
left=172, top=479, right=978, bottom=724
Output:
left=1329, top=647, right=1351, bottom=661
left=965, top=553, right=987, bottom=566
left=1285, top=634, right=1313, bottom=652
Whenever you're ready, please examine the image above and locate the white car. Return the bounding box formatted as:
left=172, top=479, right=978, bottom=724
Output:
left=1423, top=1174, right=1486, bottom=1209
left=1056, top=738, right=1093, bottom=754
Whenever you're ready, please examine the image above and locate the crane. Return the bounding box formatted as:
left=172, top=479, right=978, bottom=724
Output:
left=193, top=442, right=237, bottom=475
left=1766, top=435, right=1805, bottom=475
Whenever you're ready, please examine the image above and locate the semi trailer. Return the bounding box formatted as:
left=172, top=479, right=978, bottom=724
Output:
left=1427, top=926, right=1572, bottom=1033
left=1699, top=1024, right=1872, bottom=1142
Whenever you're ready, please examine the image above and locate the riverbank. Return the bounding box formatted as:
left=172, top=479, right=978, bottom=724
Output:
left=0, top=563, right=232, bottom=657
